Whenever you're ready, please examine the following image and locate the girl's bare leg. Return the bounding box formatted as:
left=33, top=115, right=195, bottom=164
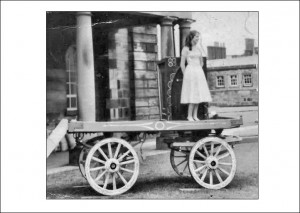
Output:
left=187, top=104, right=194, bottom=121
left=193, top=104, right=200, bottom=121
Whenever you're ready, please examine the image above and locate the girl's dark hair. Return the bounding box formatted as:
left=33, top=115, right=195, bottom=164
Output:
left=185, top=30, right=200, bottom=50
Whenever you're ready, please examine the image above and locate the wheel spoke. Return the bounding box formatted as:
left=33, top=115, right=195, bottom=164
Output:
left=219, top=162, right=232, bottom=166
left=217, top=152, right=230, bottom=160
left=117, top=171, right=128, bottom=185
left=193, top=159, right=205, bottom=164
left=95, top=170, right=107, bottom=181
left=214, top=144, right=223, bottom=157
left=203, top=145, right=209, bottom=157
left=118, top=150, right=131, bottom=161
left=90, top=166, right=105, bottom=172
left=103, top=173, right=110, bottom=189
left=107, top=142, right=113, bottom=159
left=210, top=171, right=213, bottom=185
left=183, top=162, right=188, bottom=173
left=114, top=143, right=122, bottom=158
left=195, top=164, right=206, bottom=173
left=201, top=168, right=208, bottom=181
left=112, top=173, right=117, bottom=190
left=175, top=158, right=187, bottom=167
left=119, top=159, right=135, bottom=165
left=173, top=155, right=187, bottom=158
left=218, top=167, right=230, bottom=176
left=215, top=170, right=223, bottom=183
left=92, top=156, right=106, bottom=165
left=196, top=150, right=207, bottom=159
left=210, top=142, right=214, bottom=156
left=98, top=147, right=109, bottom=161
left=120, top=166, right=134, bottom=173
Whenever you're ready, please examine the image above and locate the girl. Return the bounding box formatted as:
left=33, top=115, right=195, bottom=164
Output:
left=180, top=30, right=212, bottom=121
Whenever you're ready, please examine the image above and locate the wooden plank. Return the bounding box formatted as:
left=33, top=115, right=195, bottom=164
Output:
left=172, top=142, right=196, bottom=147
left=229, top=136, right=258, bottom=144
left=135, top=89, right=159, bottom=98
left=133, top=52, right=156, bottom=61
left=130, top=26, right=157, bottom=34
left=68, top=118, right=242, bottom=133
left=47, top=119, right=68, bottom=157
left=134, top=61, right=147, bottom=70
left=134, top=70, right=157, bottom=80
left=135, top=99, right=149, bottom=107
left=133, top=33, right=157, bottom=43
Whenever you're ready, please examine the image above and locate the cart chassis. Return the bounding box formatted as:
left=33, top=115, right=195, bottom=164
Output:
left=68, top=116, right=243, bottom=196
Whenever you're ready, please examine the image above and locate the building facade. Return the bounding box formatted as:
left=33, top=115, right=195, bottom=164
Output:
left=206, top=54, right=258, bottom=106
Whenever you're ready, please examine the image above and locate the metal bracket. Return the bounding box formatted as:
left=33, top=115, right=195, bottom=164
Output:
left=73, top=132, right=87, bottom=147
left=138, top=133, right=147, bottom=161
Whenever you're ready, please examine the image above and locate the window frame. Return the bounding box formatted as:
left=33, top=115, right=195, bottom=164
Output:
left=229, top=74, right=238, bottom=87
left=216, top=75, right=225, bottom=88
left=243, top=73, right=253, bottom=87
left=65, top=45, right=78, bottom=114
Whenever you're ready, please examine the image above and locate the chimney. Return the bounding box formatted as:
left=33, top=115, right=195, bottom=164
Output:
left=207, top=43, right=226, bottom=60
left=244, top=38, right=254, bottom=56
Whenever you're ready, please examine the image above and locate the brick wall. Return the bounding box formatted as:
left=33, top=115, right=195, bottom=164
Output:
left=130, top=26, right=160, bottom=120
left=207, top=67, right=258, bottom=106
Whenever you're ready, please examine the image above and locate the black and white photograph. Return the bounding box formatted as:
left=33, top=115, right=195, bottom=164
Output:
left=45, top=11, right=259, bottom=199
left=1, top=1, right=299, bottom=212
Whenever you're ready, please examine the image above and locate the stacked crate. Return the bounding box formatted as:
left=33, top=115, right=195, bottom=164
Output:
left=130, top=25, right=160, bottom=120
left=107, top=28, right=132, bottom=121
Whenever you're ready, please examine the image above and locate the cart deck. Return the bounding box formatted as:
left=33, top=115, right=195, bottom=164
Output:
left=68, top=116, right=243, bottom=133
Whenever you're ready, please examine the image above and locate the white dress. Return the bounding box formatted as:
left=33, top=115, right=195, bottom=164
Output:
left=180, top=46, right=212, bottom=104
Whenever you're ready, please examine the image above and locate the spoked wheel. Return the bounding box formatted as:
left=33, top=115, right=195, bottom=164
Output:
left=170, top=146, right=192, bottom=177
left=85, top=138, right=139, bottom=196
left=78, top=136, right=104, bottom=179
left=78, top=145, right=93, bottom=179
left=189, top=137, right=236, bottom=189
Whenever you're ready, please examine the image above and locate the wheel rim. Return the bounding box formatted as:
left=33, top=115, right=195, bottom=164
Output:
left=78, top=143, right=94, bottom=179
left=85, top=138, right=139, bottom=196
left=170, top=147, right=191, bottom=177
left=189, top=137, right=236, bottom=189
left=78, top=147, right=90, bottom=179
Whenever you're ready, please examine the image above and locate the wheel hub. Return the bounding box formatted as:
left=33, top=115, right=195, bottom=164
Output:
left=105, top=159, right=120, bottom=173
left=110, top=163, right=116, bottom=169
left=206, top=156, right=218, bottom=169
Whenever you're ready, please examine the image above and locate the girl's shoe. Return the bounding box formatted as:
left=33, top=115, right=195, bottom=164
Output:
left=187, top=117, right=194, bottom=121
left=193, top=117, right=200, bottom=121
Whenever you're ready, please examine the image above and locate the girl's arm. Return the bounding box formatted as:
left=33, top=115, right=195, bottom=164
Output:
left=180, top=47, right=187, bottom=74
left=198, top=46, right=204, bottom=67
left=200, top=56, right=204, bottom=67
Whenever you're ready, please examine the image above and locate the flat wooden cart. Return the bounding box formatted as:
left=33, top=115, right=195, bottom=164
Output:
left=68, top=115, right=243, bottom=196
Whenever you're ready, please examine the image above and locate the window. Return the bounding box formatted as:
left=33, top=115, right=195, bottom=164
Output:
left=230, top=75, right=238, bottom=86
left=65, top=45, right=78, bottom=113
left=216, top=76, right=225, bottom=87
left=243, top=74, right=252, bottom=86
